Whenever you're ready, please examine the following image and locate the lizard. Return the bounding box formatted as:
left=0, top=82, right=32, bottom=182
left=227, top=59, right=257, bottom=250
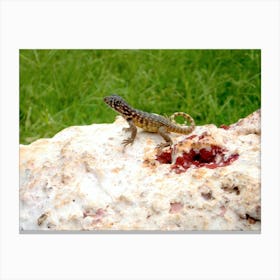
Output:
left=104, top=94, right=195, bottom=149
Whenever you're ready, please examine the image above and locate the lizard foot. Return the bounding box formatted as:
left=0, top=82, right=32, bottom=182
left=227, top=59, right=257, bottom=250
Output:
left=122, top=138, right=134, bottom=147
left=156, top=142, right=172, bottom=151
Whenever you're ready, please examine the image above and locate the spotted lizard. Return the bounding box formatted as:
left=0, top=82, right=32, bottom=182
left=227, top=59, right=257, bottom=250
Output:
left=104, top=94, right=195, bottom=149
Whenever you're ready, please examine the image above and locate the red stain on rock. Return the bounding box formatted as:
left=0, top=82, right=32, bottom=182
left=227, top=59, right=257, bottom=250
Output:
left=156, top=141, right=239, bottom=174
left=171, top=145, right=239, bottom=174
left=219, top=206, right=227, bottom=217
left=220, top=124, right=230, bottom=130
left=156, top=150, right=172, bottom=164
left=169, top=202, right=183, bottom=213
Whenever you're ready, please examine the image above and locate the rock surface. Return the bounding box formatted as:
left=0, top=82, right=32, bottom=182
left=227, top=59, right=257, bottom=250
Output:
left=20, top=110, right=261, bottom=231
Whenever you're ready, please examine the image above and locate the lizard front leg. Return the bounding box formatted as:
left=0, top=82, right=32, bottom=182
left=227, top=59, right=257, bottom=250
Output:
left=156, top=126, right=173, bottom=150
left=122, top=118, right=137, bottom=147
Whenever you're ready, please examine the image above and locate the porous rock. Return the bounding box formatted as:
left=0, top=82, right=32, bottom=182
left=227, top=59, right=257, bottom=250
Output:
left=20, top=110, right=261, bottom=231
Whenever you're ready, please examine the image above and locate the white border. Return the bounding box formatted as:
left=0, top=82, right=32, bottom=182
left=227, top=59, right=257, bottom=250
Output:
left=1, top=1, right=279, bottom=279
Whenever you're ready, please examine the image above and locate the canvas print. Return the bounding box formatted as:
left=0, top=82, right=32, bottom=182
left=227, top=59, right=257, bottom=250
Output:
left=19, top=50, right=261, bottom=232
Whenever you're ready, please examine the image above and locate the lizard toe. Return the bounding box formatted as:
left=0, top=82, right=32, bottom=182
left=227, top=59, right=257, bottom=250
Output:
left=122, top=138, right=134, bottom=147
left=156, top=142, right=171, bottom=150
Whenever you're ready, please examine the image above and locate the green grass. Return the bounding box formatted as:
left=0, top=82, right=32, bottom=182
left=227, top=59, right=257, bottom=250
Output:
left=20, top=49, right=261, bottom=144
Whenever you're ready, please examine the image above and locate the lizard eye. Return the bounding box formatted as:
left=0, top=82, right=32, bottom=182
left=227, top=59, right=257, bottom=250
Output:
left=104, top=96, right=114, bottom=106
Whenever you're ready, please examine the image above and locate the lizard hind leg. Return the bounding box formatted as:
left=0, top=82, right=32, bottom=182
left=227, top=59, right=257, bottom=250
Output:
left=156, top=126, right=173, bottom=150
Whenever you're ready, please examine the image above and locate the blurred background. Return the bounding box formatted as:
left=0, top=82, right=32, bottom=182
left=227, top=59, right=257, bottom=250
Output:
left=20, top=49, right=261, bottom=144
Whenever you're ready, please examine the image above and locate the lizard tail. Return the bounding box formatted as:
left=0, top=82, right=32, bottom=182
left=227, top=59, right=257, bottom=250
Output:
left=169, top=112, right=195, bottom=134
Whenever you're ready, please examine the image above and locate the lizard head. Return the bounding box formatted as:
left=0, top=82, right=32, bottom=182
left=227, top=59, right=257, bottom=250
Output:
left=103, top=94, right=131, bottom=114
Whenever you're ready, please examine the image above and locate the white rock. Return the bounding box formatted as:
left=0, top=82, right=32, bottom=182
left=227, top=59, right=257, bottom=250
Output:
left=20, top=110, right=261, bottom=231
